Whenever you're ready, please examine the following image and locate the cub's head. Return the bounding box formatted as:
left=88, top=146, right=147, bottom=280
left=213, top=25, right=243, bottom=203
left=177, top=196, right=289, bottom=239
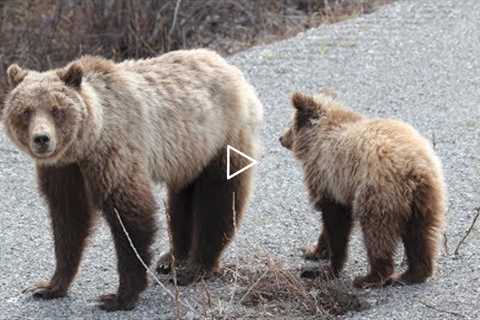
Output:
left=279, top=91, right=360, bottom=159
left=279, top=92, right=328, bottom=158
left=2, top=63, right=88, bottom=164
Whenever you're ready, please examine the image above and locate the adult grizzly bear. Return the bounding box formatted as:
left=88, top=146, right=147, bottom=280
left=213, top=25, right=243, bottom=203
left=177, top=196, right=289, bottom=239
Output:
left=1, top=49, right=263, bottom=310
left=279, top=92, right=445, bottom=289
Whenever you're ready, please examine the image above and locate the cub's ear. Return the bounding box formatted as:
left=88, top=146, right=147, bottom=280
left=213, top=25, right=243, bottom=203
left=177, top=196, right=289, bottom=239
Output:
left=291, top=92, right=319, bottom=112
left=6, top=64, right=28, bottom=88
left=58, top=63, right=83, bottom=88
left=318, top=87, right=337, bottom=99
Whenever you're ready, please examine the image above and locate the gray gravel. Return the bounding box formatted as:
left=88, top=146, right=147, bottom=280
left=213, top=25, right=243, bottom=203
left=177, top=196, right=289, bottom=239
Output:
left=1, top=0, right=480, bottom=319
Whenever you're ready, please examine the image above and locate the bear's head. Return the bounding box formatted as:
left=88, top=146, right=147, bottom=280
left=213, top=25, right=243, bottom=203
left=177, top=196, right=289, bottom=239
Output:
left=279, top=92, right=323, bottom=158
left=279, top=91, right=361, bottom=160
left=2, top=63, right=89, bottom=164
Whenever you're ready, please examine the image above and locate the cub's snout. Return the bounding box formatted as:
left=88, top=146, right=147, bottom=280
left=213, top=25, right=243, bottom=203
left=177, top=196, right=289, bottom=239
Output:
left=279, top=128, right=293, bottom=150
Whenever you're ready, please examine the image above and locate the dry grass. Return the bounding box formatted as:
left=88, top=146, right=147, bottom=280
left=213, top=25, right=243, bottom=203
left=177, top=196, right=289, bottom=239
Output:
left=216, top=257, right=368, bottom=319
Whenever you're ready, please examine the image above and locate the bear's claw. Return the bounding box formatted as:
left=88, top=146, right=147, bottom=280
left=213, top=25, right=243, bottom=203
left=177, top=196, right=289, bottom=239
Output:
left=24, top=281, right=66, bottom=300
left=97, top=293, right=136, bottom=311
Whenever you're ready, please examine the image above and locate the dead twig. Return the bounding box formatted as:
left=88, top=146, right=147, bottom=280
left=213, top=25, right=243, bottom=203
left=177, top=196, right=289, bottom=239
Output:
left=113, top=207, right=196, bottom=315
left=229, top=192, right=239, bottom=305
left=418, top=300, right=466, bottom=319
left=169, top=0, right=182, bottom=35
left=238, top=268, right=270, bottom=304
left=443, top=233, right=450, bottom=256
left=164, top=200, right=181, bottom=320
left=199, top=279, right=213, bottom=319
left=454, top=207, right=480, bottom=255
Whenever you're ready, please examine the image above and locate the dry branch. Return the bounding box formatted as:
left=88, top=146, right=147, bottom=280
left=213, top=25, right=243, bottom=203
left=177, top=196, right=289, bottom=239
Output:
left=454, top=207, right=480, bottom=255
left=164, top=200, right=182, bottom=320
left=418, top=300, right=466, bottom=319
left=114, top=207, right=196, bottom=315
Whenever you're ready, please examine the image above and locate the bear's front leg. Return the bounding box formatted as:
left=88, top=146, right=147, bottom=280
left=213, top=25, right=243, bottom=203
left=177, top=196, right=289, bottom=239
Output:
left=27, top=164, right=94, bottom=299
left=301, top=198, right=353, bottom=279
left=96, top=172, right=157, bottom=311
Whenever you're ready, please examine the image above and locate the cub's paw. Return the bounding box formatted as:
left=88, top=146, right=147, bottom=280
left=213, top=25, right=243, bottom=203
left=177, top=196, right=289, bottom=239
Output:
left=23, top=281, right=66, bottom=300
left=386, top=271, right=428, bottom=286
left=156, top=251, right=188, bottom=276
left=156, top=251, right=173, bottom=275
left=301, top=242, right=329, bottom=261
left=353, top=274, right=387, bottom=289
left=97, top=293, right=137, bottom=311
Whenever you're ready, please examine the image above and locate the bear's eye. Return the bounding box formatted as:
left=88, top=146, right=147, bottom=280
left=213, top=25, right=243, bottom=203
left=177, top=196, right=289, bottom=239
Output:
left=20, top=109, right=32, bottom=122
left=51, top=105, right=63, bottom=119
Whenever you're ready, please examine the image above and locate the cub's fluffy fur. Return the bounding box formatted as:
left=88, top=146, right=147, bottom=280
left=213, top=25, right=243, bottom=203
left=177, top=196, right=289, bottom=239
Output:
left=2, top=49, right=263, bottom=310
left=280, top=92, right=446, bottom=288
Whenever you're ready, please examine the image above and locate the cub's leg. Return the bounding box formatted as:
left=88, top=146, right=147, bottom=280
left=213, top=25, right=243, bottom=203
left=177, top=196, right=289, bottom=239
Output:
left=395, top=187, right=443, bottom=285
left=28, top=163, right=94, bottom=299
left=156, top=184, right=194, bottom=274
left=176, top=147, right=252, bottom=285
left=353, top=186, right=399, bottom=289
left=83, top=162, right=157, bottom=311
left=302, top=228, right=329, bottom=261
left=301, top=199, right=353, bottom=278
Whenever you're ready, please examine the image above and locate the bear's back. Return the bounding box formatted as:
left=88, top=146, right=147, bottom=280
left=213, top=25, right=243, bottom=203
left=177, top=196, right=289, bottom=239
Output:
left=307, top=117, right=442, bottom=206
left=86, top=50, right=261, bottom=188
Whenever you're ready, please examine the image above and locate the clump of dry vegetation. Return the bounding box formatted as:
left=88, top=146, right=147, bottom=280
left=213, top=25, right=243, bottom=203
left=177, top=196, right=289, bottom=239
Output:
left=209, top=257, right=368, bottom=319
left=0, top=0, right=391, bottom=100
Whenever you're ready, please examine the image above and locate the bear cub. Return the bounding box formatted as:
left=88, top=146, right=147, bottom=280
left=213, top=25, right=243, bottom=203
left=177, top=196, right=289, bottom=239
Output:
left=280, top=92, right=446, bottom=288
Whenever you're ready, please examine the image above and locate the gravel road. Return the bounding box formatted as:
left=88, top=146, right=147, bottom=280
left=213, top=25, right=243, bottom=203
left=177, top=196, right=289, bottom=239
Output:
left=1, top=0, right=480, bottom=319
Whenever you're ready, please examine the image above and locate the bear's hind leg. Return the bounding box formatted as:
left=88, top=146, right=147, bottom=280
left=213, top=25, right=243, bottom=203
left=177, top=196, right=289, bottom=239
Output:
left=397, top=219, right=435, bottom=284
left=156, top=185, right=194, bottom=275
left=176, top=148, right=252, bottom=285
left=353, top=232, right=396, bottom=289
left=354, top=218, right=399, bottom=289
left=396, top=196, right=443, bottom=285
left=353, top=186, right=400, bottom=289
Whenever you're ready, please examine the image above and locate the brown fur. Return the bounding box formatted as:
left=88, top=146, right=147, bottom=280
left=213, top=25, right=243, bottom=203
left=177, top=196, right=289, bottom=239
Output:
left=2, top=49, right=263, bottom=310
left=280, top=92, right=446, bottom=288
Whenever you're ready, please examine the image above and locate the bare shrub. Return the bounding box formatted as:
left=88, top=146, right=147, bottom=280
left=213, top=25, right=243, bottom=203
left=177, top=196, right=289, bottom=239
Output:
left=0, top=0, right=392, bottom=102
left=220, top=257, right=369, bottom=318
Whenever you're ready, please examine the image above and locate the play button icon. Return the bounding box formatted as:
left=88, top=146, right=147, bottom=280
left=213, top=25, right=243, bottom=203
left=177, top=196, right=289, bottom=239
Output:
left=226, top=145, right=258, bottom=180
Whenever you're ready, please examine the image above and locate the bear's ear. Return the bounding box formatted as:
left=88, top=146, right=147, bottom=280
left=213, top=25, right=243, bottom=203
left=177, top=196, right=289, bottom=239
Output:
left=291, top=92, right=319, bottom=112
left=58, top=63, right=83, bottom=88
left=6, top=64, right=28, bottom=88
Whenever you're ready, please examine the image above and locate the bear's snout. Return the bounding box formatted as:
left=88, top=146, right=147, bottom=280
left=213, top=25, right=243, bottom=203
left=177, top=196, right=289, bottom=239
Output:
left=33, top=133, right=51, bottom=150
left=28, top=112, right=57, bottom=158
left=279, top=129, right=293, bottom=150
left=32, top=131, right=54, bottom=156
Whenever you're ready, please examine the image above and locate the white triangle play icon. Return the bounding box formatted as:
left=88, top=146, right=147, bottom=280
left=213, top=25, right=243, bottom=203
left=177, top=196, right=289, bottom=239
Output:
left=227, top=145, right=258, bottom=180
